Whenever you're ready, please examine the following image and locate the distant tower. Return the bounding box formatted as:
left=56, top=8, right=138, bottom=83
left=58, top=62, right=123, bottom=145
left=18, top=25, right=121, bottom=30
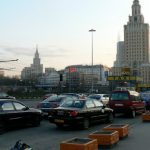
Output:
left=31, top=45, right=43, bottom=77
left=21, top=45, right=43, bottom=80
left=124, top=0, right=150, bottom=68
left=33, top=45, right=40, bottom=65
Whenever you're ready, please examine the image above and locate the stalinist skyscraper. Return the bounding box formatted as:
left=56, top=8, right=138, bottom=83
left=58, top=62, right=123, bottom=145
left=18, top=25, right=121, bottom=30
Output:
left=124, top=0, right=150, bottom=68
left=112, top=0, right=150, bottom=84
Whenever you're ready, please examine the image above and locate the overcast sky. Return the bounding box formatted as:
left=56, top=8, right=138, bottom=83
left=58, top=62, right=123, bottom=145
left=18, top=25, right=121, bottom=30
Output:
left=0, top=0, right=150, bottom=76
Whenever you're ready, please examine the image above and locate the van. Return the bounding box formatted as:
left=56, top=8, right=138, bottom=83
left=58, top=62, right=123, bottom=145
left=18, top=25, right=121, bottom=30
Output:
left=109, top=90, right=145, bottom=118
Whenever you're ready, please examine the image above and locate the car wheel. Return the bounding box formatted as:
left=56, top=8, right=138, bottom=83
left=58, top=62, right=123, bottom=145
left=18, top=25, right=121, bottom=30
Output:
left=131, top=110, right=136, bottom=118
left=83, top=118, right=90, bottom=129
left=32, top=116, right=41, bottom=127
left=143, top=107, right=146, bottom=113
left=56, top=123, right=64, bottom=128
left=0, top=123, right=5, bottom=135
left=107, top=112, right=114, bottom=123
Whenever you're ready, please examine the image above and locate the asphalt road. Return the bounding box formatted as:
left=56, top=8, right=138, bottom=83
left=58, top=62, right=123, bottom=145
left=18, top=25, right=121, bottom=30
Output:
left=0, top=99, right=150, bottom=150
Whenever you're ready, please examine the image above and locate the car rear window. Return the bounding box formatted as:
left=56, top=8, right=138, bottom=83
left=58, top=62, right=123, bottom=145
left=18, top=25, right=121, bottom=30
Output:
left=111, top=92, right=129, bottom=100
left=44, top=96, right=65, bottom=102
left=88, top=95, right=101, bottom=100
left=61, top=100, right=85, bottom=108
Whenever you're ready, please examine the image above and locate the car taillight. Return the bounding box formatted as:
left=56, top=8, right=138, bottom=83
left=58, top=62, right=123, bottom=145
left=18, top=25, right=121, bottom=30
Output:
left=70, top=111, right=78, bottom=117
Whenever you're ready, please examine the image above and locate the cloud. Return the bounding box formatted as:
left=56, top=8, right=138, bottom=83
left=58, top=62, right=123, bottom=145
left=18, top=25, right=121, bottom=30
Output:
left=0, top=45, right=69, bottom=58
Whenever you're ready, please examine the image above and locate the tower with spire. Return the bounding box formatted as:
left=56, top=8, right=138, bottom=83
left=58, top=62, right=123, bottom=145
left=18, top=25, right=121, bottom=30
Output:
left=112, top=0, right=150, bottom=84
left=21, top=45, right=43, bottom=80
left=31, top=45, right=43, bottom=77
left=124, top=0, right=149, bottom=68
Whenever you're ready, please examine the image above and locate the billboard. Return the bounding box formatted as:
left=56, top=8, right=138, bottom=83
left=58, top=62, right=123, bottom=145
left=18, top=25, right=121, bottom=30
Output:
left=107, top=76, right=142, bottom=81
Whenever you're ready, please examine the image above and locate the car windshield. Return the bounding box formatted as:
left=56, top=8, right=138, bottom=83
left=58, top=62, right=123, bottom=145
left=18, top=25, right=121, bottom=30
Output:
left=88, top=95, right=101, bottom=100
left=60, top=99, right=85, bottom=108
left=111, top=92, right=129, bottom=100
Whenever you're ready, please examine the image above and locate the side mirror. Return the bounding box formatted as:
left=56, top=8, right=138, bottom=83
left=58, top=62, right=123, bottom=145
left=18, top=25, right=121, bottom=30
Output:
left=22, top=107, right=29, bottom=111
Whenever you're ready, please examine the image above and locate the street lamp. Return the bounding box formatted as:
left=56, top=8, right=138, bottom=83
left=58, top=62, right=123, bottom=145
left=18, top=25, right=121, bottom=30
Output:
left=89, top=29, right=96, bottom=93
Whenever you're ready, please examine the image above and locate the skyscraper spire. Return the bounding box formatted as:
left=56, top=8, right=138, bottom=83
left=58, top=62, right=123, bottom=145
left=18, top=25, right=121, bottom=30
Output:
left=133, top=0, right=139, bottom=4
left=35, top=44, right=39, bottom=58
left=132, top=0, right=141, bottom=16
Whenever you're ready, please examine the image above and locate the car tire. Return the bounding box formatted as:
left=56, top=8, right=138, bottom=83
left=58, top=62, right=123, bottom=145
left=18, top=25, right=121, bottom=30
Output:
left=83, top=118, right=90, bottom=129
left=143, top=107, right=146, bottom=113
left=0, top=123, right=5, bottom=135
left=106, top=112, right=114, bottom=123
left=56, top=123, right=64, bottom=128
left=131, top=110, right=136, bottom=118
left=32, top=116, right=41, bottom=127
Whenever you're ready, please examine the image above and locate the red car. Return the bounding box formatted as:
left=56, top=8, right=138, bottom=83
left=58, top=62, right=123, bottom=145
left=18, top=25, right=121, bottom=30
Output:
left=109, top=90, right=145, bottom=118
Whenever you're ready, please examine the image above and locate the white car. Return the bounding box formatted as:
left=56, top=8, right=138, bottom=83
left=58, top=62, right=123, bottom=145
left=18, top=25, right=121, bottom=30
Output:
left=88, top=94, right=109, bottom=106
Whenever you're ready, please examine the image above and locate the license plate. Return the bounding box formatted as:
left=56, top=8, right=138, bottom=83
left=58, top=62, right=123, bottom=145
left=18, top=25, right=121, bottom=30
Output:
left=54, top=119, right=64, bottom=123
left=57, top=111, right=64, bottom=115
left=115, top=104, right=124, bottom=106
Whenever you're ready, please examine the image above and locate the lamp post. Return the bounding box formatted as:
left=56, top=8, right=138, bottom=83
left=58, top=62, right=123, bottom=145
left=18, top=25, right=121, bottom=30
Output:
left=89, top=29, right=96, bottom=93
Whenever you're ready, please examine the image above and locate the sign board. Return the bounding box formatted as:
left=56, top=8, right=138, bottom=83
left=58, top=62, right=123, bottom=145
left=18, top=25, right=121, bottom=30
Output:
left=107, top=76, right=142, bottom=81
left=121, top=67, right=131, bottom=76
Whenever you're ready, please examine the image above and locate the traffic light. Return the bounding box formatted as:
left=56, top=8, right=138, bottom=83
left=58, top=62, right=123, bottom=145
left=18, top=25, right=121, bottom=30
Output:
left=60, top=74, right=63, bottom=81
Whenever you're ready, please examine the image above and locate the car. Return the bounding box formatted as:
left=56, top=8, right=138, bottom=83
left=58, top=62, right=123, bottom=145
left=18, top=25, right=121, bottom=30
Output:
left=42, top=93, right=56, bottom=100
left=61, top=93, right=84, bottom=99
left=109, top=90, right=145, bottom=118
left=49, top=98, right=114, bottom=129
left=88, top=94, right=109, bottom=106
left=140, top=92, right=150, bottom=110
left=0, top=99, right=42, bottom=134
left=0, top=92, right=16, bottom=100
left=36, top=95, right=76, bottom=117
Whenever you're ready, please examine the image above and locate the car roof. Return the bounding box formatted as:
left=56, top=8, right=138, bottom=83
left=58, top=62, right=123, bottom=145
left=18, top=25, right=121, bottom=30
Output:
left=0, top=99, right=20, bottom=103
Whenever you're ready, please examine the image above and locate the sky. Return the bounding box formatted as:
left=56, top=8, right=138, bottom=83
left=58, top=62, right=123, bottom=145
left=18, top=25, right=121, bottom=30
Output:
left=0, top=0, right=150, bottom=77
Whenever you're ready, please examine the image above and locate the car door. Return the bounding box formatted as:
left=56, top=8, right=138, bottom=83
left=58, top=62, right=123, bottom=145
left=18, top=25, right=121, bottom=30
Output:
left=12, top=101, right=30, bottom=125
left=1, top=101, right=22, bottom=127
left=134, top=95, right=145, bottom=113
left=93, top=100, right=108, bottom=122
left=85, top=100, right=101, bottom=123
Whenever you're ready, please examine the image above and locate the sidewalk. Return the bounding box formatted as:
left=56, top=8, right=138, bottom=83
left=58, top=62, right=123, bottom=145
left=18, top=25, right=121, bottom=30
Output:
left=112, top=121, right=150, bottom=150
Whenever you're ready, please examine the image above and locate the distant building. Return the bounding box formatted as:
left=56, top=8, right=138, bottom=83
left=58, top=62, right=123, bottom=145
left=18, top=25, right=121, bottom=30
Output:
left=39, top=71, right=60, bottom=87
left=64, top=65, right=110, bottom=92
left=45, top=68, right=56, bottom=75
left=114, top=41, right=125, bottom=67
left=112, top=0, right=150, bottom=84
left=21, top=46, right=43, bottom=80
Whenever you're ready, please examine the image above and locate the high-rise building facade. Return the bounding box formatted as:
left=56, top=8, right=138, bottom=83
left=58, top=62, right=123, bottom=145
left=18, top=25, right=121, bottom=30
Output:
left=114, top=41, right=125, bottom=67
left=112, top=0, right=150, bottom=84
left=124, top=0, right=150, bottom=68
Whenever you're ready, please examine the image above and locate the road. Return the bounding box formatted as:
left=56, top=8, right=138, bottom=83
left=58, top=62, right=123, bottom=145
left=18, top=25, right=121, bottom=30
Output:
left=0, top=99, right=150, bottom=150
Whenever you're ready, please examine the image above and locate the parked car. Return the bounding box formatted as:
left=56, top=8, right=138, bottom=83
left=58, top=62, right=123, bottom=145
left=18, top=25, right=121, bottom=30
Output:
left=42, top=93, right=56, bottom=100
left=0, top=99, right=42, bottom=134
left=140, top=92, right=150, bottom=110
left=0, top=92, right=16, bottom=100
left=88, top=94, right=109, bottom=106
left=36, top=95, right=76, bottom=117
left=109, top=90, right=145, bottom=118
left=61, top=93, right=84, bottom=99
left=49, top=98, right=114, bottom=129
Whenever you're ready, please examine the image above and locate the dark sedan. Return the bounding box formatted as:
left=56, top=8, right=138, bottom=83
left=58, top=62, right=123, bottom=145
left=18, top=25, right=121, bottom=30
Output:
left=0, top=99, right=42, bottom=134
left=36, top=95, right=76, bottom=117
left=49, top=98, right=114, bottom=129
